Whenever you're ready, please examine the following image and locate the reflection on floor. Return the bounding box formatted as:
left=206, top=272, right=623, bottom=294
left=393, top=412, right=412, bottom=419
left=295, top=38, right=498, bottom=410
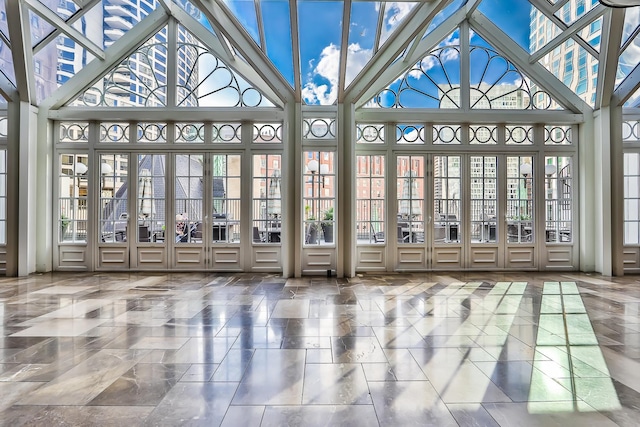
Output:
left=1, top=271, right=640, bottom=426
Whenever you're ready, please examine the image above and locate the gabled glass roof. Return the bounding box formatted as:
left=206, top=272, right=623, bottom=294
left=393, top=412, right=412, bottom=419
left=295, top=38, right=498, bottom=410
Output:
left=0, top=0, right=637, bottom=110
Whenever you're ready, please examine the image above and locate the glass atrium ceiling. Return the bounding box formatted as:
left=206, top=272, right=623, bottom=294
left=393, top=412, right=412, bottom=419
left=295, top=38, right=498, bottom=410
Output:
left=0, top=0, right=639, bottom=108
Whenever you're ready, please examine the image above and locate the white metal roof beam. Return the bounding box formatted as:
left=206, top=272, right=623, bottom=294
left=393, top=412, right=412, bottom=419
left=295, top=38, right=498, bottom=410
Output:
left=41, top=8, right=169, bottom=110
left=254, top=0, right=267, bottom=54
left=172, top=6, right=284, bottom=107
left=33, top=0, right=102, bottom=55
left=344, top=0, right=449, bottom=105
left=289, top=0, right=301, bottom=100
left=6, top=0, right=35, bottom=104
left=470, top=12, right=591, bottom=114
left=24, top=0, right=105, bottom=60
left=529, top=4, right=605, bottom=64
left=373, top=2, right=385, bottom=54
left=190, top=0, right=294, bottom=103
left=353, top=7, right=465, bottom=109
left=596, top=8, right=624, bottom=109
left=337, top=0, right=352, bottom=101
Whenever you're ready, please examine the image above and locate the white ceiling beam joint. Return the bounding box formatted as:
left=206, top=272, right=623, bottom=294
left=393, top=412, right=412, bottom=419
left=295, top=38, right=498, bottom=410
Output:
left=464, top=0, right=482, bottom=18
left=6, top=0, right=35, bottom=104
left=156, top=0, right=173, bottom=14
left=24, top=0, right=105, bottom=60
left=41, top=7, right=169, bottom=110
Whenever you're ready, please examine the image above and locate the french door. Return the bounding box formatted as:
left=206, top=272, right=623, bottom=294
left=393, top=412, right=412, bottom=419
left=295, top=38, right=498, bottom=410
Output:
left=96, top=152, right=244, bottom=271
left=393, top=153, right=538, bottom=271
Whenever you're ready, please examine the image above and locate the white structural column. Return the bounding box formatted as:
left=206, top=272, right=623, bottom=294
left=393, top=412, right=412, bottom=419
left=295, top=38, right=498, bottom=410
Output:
left=610, top=107, right=625, bottom=275
left=17, top=102, right=39, bottom=276
left=5, top=102, right=19, bottom=276
left=35, top=109, right=53, bottom=272
left=591, top=109, right=615, bottom=275
left=579, top=116, right=597, bottom=273
left=290, top=103, right=302, bottom=277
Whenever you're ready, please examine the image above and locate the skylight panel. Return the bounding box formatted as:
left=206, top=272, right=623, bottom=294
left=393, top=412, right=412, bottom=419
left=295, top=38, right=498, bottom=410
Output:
left=262, top=0, right=294, bottom=87
left=577, top=16, right=602, bottom=53
left=621, top=6, right=640, bottom=47
left=538, top=39, right=597, bottom=108
left=34, top=35, right=98, bottom=104
left=299, top=0, right=343, bottom=105
left=0, top=61, right=15, bottom=88
left=29, top=9, right=56, bottom=48
left=175, top=24, right=274, bottom=107
left=104, top=0, right=162, bottom=48
left=470, top=30, right=562, bottom=110
left=373, top=29, right=460, bottom=109
left=0, top=0, right=13, bottom=86
left=379, top=2, right=418, bottom=49
left=40, top=0, right=80, bottom=20
left=222, top=0, right=261, bottom=47
left=173, top=0, right=215, bottom=33
left=424, top=0, right=465, bottom=39
left=624, top=86, right=640, bottom=108
left=478, top=0, right=544, bottom=53
left=554, top=0, right=597, bottom=26
left=532, top=4, right=564, bottom=55
left=345, top=2, right=378, bottom=87
left=0, top=0, right=10, bottom=41
left=617, top=31, right=640, bottom=89
left=73, top=26, right=169, bottom=107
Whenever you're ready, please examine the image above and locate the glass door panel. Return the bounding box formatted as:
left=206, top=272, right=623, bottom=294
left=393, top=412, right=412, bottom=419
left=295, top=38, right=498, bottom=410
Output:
left=433, top=156, right=461, bottom=243
left=253, top=154, right=282, bottom=244
left=397, top=156, right=424, bottom=243
left=138, top=154, right=166, bottom=244
left=303, top=151, right=335, bottom=245
left=356, top=155, right=385, bottom=244
left=545, top=156, right=573, bottom=243
left=99, top=153, right=128, bottom=243
left=212, top=154, right=241, bottom=243
left=470, top=156, right=498, bottom=243
left=174, top=154, right=203, bottom=244
left=506, top=156, right=534, bottom=243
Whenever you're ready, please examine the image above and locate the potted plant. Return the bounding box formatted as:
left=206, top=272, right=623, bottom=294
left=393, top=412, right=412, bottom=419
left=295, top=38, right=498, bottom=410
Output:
left=305, top=215, right=318, bottom=244
left=321, top=207, right=334, bottom=243
left=60, top=213, right=70, bottom=240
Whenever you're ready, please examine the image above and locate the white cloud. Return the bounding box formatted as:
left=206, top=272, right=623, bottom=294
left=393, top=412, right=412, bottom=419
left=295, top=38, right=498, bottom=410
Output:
left=302, top=44, right=340, bottom=105
left=302, top=43, right=373, bottom=105
left=346, top=43, right=373, bottom=85
left=380, top=2, right=416, bottom=46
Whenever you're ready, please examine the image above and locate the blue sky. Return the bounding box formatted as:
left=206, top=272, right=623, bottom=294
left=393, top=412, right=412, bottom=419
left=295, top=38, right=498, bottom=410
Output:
left=221, top=0, right=534, bottom=105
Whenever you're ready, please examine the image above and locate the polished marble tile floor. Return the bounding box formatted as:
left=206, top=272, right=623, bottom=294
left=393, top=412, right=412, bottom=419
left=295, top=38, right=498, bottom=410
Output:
left=1, top=271, right=640, bottom=426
